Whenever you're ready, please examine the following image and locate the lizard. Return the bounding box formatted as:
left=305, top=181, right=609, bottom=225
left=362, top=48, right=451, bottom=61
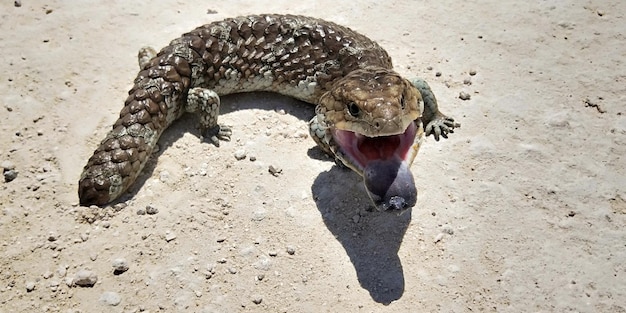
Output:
left=78, top=14, right=459, bottom=212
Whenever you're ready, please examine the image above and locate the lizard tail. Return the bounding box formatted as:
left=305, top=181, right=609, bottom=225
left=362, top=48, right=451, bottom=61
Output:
left=78, top=45, right=194, bottom=205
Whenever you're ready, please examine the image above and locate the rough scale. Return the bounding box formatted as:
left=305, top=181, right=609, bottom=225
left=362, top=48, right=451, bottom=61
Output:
left=78, top=14, right=459, bottom=211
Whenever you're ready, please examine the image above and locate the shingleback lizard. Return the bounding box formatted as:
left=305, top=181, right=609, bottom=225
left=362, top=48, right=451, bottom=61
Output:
left=78, top=14, right=459, bottom=211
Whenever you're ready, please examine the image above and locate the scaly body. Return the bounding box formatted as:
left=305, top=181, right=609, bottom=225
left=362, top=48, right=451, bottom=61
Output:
left=79, top=14, right=458, bottom=211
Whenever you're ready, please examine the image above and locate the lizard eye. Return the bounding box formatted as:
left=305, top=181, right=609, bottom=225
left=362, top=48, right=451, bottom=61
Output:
left=347, top=102, right=360, bottom=117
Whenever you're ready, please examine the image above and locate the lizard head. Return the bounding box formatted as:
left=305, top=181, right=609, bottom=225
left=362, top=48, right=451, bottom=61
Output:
left=318, top=67, right=424, bottom=212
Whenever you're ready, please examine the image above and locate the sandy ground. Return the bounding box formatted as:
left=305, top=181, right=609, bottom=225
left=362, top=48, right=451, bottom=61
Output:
left=1, top=0, right=625, bottom=312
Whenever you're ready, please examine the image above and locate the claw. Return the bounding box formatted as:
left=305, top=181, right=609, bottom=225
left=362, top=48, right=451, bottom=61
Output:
left=425, top=116, right=460, bottom=141
left=203, top=124, right=232, bottom=147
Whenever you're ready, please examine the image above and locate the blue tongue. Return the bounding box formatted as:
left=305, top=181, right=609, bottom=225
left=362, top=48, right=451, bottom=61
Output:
left=363, top=158, right=417, bottom=211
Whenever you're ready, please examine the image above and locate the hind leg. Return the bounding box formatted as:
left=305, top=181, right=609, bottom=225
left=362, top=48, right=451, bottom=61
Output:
left=138, top=47, right=232, bottom=146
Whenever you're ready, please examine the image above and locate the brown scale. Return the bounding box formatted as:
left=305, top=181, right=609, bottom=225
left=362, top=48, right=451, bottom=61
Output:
left=78, top=14, right=394, bottom=206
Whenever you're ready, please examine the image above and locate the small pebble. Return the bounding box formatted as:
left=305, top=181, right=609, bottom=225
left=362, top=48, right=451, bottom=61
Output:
left=434, top=233, right=445, bottom=243
left=136, top=208, right=146, bottom=215
left=112, top=258, right=129, bottom=274
left=112, top=203, right=127, bottom=212
left=72, top=270, right=98, bottom=287
left=469, top=69, right=477, bottom=76
left=159, top=170, right=170, bottom=182
left=426, top=66, right=433, bottom=70
left=268, top=165, right=282, bottom=176
left=14, top=0, right=21, bottom=7
left=25, top=281, right=35, bottom=292
left=3, top=169, right=18, bottom=182
left=228, top=267, right=238, bottom=274
left=49, top=280, right=60, bottom=292
left=256, top=274, right=265, bottom=281
left=435, top=71, right=442, bottom=77
left=43, top=271, right=53, bottom=279
left=47, top=232, right=58, bottom=242
left=459, top=91, right=471, bottom=100
left=165, top=231, right=177, bottom=242
left=268, top=251, right=278, bottom=257
left=252, top=209, right=266, bottom=221
left=234, top=149, right=247, bottom=160
left=252, top=295, right=263, bottom=305
left=99, top=291, right=122, bottom=306
left=463, top=77, right=472, bottom=85
left=286, top=246, right=296, bottom=255
left=145, top=205, right=159, bottom=215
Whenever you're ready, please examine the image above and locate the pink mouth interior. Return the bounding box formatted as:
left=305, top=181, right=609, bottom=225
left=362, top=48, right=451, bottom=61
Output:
left=332, top=122, right=417, bottom=170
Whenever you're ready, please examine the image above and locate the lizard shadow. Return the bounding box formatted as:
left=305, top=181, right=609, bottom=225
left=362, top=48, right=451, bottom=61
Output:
left=111, top=92, right=410, bottom=305
left=311, top=165, right=411, bottom=305
left=113, top=91, right=315, bottom=204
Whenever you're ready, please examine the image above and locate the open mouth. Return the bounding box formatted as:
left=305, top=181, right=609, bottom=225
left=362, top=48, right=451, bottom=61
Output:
left=331, top=122, right=419, bottom=211
left=331, top=122, right=418, bottom=172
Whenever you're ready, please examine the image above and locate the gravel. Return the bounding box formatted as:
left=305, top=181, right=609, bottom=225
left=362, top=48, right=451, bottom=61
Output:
left=47, top=232, right=58, bottom=242
left=72, top=270, right=98, bottom=287
left=42, top=271, right=53, bottom=279
left=165, top=231, right=177, bottom=242
left=268, top=165, right=282, bottom=176
left=145, top=205, right=159, bottom=215
left=3, top=169, right=18, bottom=182
left=234, top=149, right=247, bottom=160
left=99, top=291, right=122, bottom=306
left=459, top=91, right=471, bottom=100
left=25, top=281, right=35, bottom=292
left=112, top=258, right=129, bottom=274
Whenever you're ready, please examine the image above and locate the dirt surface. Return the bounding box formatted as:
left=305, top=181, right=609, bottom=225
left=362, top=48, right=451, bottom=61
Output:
left=1, top=1, right=625, bottom=312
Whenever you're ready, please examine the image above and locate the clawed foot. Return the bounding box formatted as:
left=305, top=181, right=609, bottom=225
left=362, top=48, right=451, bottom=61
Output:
left=202, top=124, right=232, bottom=147
left=425, top=116, right=460, bottom=141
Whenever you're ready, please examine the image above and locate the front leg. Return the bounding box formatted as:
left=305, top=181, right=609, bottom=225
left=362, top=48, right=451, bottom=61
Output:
left=186, top=87, right=232, bottom=146
left=309, top=111, right=347, bottom=169
left=410, top=78, right=460, bottom=141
